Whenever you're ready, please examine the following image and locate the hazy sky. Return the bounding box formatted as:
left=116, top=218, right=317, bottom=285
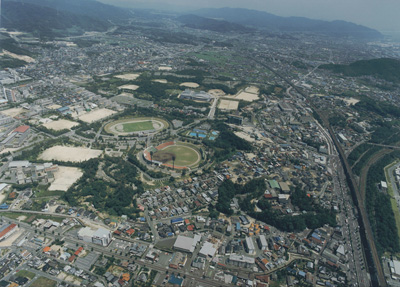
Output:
left=99, top=0, right=400, bottom=33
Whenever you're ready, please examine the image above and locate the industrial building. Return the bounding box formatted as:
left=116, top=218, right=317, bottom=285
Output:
left=228, top=254, right=255, bottom=268
left=0, top=125, right=30, bottom=148
left=77, top=227, right=111, bottom=246
left=199, top=242, right=217, bottom=258
left=0, top=223, right=18, bottom=242
left=173, top=235, right=201, bottom=253
left=8, top=161, right=58, bottom=184
left=180, top=89, right=212, bottom=102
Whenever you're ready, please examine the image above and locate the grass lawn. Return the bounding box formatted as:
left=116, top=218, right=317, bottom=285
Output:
left=122, top=121, right=154, bottom=132
left=35, top=189, right=64, bottom=197
left=154, top=145, right=200, bottom=167
left=16, top=270, right=35, bottom=279
left=31, top=277, right=57, bottom=287
left=384, top=160, right=400, bottom=244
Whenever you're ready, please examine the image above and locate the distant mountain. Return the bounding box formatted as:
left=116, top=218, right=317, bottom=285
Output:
left=193, top=8, right=383, bottom=40
left=1, top=1, right=109, bottom=39
left=177, top=14, right=254, bottom=33
left=4, top=0, right=132, bottom=22
left=320, top=58, right=400, bottom=83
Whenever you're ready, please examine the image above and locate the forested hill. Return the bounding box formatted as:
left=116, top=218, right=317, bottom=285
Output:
left=320, top=58, right=400, bottom=83
left=1, top=1, right=109, bottom=39
left=1, top=0, right=132, bottom=39
left=177, top=14, right=254, bottom=33
left=4, top=0, right=132, bottom=21
left=192, top=7, right=383, bottom=40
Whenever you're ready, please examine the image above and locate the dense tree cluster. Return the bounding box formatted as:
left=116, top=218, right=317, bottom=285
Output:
left=204, top=122, right=252, bottom=162
left=63, top=158, right=143, bottom=219
left=365, top=152, right=400, bottom=256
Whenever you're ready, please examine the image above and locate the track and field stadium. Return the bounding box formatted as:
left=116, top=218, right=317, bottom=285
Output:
left=143, top=141, right=202, bottom=169
left=104, top=117, right=168, bottom=136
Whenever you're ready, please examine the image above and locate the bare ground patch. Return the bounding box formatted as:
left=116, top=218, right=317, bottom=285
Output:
left=49, top=166, right=83, bottom=191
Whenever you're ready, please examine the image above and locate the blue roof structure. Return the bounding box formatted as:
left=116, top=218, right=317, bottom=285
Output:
left=168, top=275, right=183, bottom=286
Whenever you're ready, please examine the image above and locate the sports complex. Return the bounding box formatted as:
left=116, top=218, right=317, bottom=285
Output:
left=104, top=117, right=169, bottom=136
left=143, top=141, right=202, bottom=169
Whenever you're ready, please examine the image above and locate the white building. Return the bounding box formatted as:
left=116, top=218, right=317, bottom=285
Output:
left=199, top=242, right=216, bottom=258
left=390, top=260, right=400, bottom=279
left=245, top=237, right=255, bottom=254
left=258, top=235, right=268, bottom=251
left=173, top=235, right=201, bottom=253
left=228, top=254, right=255, bottom=268
left=78, top=227, right=111, bottom=246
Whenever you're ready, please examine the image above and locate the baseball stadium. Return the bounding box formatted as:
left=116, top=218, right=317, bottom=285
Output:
left=104, top=117, right=168, bottom=136
left=143, top=141, right=202, bottom=169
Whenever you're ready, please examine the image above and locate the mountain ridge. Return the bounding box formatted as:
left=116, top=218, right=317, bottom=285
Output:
left=191, top=7, right=383, bottom=40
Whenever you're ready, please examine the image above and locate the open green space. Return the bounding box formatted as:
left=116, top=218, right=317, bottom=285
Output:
left=16, top=270, right=36, bottom=279
left=153, top=144, right=200, bottom=167
left=31, top=277, right=57, bottom=287
left=104, top=117, right=168, bottom=135
left=123, top=121, right=154, bottom=132
left=384, top=161, right=400, bottom=244
left=35, top=189, right=64, bottom=198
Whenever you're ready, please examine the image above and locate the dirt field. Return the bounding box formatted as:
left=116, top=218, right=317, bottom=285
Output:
left=114, top=73, right=140, bottom=80
left=158, top=66, right=172, bottom=71
left=234, top=131, right=256, bottom=142
left=208, top=89, right=227, bottom=97
left=118, top=84, right=139, bottom=91
left=43, top=119, right=79, bottom=131
left=49, top=166, right=83, bottom=191
left=0, top=108, right=25, bottom=117
left=46, top=104, right=63, bottom=110
left=180, top=82, right=199, bottom=88
left=39, top=146, right=102, bottom=162
left=0, top=50, right=35, bottom=63
left=153, top=79, right=168, bottom=84
left=75, top=108, right=117, bottom=123
left=0, top=148, right=19, bottom=155
left=218, top=99, right=239, bottom=110
left=0, top=189, right=7, bottom=204
left=343, top=97, right=360, bottom=105
left=235, top=91, right=259, bottom=102
left=245, top=86, right=259, bottom=94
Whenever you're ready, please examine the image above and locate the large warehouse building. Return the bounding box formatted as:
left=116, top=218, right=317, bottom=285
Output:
left=0, top=223, right=18, bottom=241
left=173, top=235, right=201, bottom=253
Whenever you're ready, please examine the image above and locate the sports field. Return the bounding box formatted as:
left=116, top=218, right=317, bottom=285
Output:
left=153, top=144, right=201, bottom=168
left=105, top=117, right=168, bottom=136
left=123, top=121, right=154, bottom=132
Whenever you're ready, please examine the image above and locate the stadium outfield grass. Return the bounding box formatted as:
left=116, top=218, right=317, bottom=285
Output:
left=153, top=145, right=200, bottom=167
